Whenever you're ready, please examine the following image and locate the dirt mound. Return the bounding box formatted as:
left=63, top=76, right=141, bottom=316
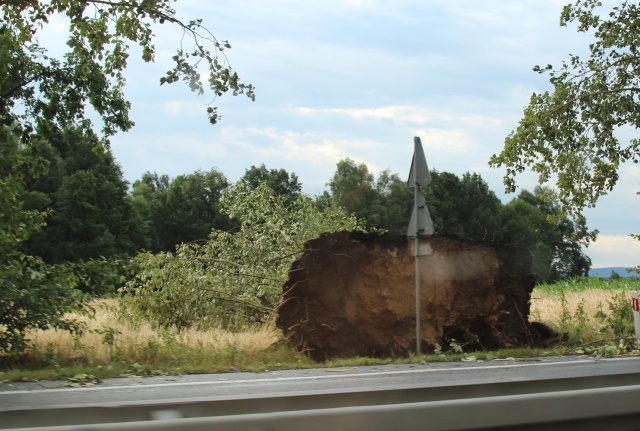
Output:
left=277, top=231, right=553, bottom=360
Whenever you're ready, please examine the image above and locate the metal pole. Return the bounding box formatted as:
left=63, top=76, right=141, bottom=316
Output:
left=413, top=140, right=421, bottom=356
left=633, top=291, right=640, bottom=342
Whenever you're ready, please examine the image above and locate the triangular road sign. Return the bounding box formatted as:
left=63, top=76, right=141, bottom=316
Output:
left=407, top=191, right=434, bottom=237
left=407, top=136, right=434, bottom=237
left=407, top=136, right=431, bottom=188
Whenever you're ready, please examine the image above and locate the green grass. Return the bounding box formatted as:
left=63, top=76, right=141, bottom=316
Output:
left=536, top=276, right=640, bottom=293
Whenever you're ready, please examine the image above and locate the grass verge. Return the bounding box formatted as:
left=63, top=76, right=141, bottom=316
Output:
left=2, top=278, right=640, bottom=383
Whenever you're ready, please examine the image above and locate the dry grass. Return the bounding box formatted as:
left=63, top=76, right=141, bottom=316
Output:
left=2, top=284, right=634, bottom=382
left=22, top=299, right=291, bottom=372
left=27, top=289, right=632, bottom=366
left=530, top=287, right=634, bottom=344
left=530, top=287, right=626, bottom=324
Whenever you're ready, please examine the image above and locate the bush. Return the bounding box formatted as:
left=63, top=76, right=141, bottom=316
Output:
left=119, top=183, right=365, bottom=330
left=1, top=129, right=89, bottom=361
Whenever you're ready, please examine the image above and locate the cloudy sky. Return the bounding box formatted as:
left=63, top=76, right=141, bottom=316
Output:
left=99, top=0, right=639, bottom=269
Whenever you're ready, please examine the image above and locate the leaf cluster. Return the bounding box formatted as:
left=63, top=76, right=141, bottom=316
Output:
left=1, top=0, right=253, bottom=134
left=119, top=183, right=364, bottom=330
left=0, top=127, right=89, bottom=359
left=131, top=169, right=235, bottom=253
left=490, top=0, right=640, bottom=216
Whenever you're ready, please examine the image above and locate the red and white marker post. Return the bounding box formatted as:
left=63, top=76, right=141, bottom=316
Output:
left=632, top=291, right=640, bottom=342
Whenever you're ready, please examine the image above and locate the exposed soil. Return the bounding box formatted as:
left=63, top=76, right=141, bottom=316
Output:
left=277, top=231, right=555, bottom=361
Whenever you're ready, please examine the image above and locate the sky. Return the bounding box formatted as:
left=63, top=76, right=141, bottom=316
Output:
left=65, top=1, right=640, bottom=269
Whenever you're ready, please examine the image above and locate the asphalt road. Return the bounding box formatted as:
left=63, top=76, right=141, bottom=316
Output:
left=2, top=355, right=640, bottom=412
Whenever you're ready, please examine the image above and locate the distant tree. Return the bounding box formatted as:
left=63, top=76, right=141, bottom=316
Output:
left=326, top=160, right=503, bottom=237
left=425, top=171, right=503, bottom=240
left=497, top=187, right=597, bottom=282
left=240, top=164, right=302, bottom=202
left=132, top=169, right=233, bottom=252
left=133, top=172, right=171, bottom=194
left=368, top=169, right=413, bottom=234
left=496, top=192, right=557, bottom=281
left=610, top=270, right=622, bottom=280
left=327, top=158, right=376, bottom=219
left=23, top=126, right=145, bottom=263
left=326, top=160, right=409, bottom=232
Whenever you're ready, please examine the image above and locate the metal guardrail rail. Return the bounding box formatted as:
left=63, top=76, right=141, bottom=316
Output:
left=3, top=373, right=640, bottom=430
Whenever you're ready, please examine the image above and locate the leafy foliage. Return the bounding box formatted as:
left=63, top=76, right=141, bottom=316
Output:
left=489, top=0, right=640, bottom=216
left=327, top=158, right=377, bottom=220
left=325, top=160, right=411, bottom=233
left=120, top=183, right=364, bottom=330
left=240, top=164, right=303, bottom=203
left=22, top=125, right=145, bottom=263
left=131, top=169, right=234, bottom=252
left=497, top=187, right=597, bottom=282
left=1, top=0, right=254, bottom=132
left=0, top=127, right=88, bottom=358
left=368, top=169, right=414, bottom=234
left=425, top=171, right=503, bottom=239
left=326, top=159, right=503, bottom=238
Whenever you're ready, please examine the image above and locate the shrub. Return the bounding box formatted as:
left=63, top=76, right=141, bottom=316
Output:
left=119, top=183, right=364, bottom=330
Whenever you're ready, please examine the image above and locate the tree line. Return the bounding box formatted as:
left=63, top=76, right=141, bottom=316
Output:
left=18, top=128, right=597, bottom=286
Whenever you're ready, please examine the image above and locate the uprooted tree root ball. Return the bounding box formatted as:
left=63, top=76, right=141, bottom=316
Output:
left=277, top=231, right=557, bottom=361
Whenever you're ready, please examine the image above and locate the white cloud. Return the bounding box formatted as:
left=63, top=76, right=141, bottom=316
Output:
left=243, top=128, right=344, bottom=161
left=297, top=105, right=501, bottom=127
left=587, top=235, right=640, bottom=268
left=162, top=100, right=213, bottom=117
left=240, top=127, right=384, bottom=163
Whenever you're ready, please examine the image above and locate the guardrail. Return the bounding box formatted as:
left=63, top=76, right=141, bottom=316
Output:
left=4, top=373, right=640, bottom=430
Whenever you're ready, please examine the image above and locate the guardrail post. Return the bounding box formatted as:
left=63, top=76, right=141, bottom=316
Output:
left=632, top=291, right=640, bottom=342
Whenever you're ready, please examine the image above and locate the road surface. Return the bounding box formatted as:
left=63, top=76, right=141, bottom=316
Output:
left=2, top=355, right=640, bottom=430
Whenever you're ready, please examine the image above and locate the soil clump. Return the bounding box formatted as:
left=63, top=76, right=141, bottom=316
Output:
left=277, top=231, right=554, bottom=360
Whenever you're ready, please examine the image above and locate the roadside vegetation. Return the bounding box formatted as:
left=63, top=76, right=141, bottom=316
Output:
left=3, top=0, right=640, bottom=385
left=532, top=277, right=639, bottom=350
left=1, top=276, right=639, bottom=384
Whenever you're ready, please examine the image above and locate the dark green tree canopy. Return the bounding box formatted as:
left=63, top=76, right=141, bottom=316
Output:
left=240, top=164, right=302, bottom=202
left=23, top=126, right=145, bottom=263
left=496, top=187, right=597, bottom=282
left=368, top=169, right=413, bottom=234
left=0, top=127, right=87, bottom=356
left=131, top=169, right=233, bottom=252
left=425, top=171, right=503, bottom=240
left=327, top=158, right=376, bottom=219
left=325, top=159, right=503, bottom=238
left=490, top=0, right=640, bottom=216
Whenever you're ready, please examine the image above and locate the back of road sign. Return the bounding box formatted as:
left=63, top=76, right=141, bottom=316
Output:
left=407, top=137, right=434, bottom=237
left=407, top=137, right=431, bottom=188
left=407, top=191, right=434, bottom=237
